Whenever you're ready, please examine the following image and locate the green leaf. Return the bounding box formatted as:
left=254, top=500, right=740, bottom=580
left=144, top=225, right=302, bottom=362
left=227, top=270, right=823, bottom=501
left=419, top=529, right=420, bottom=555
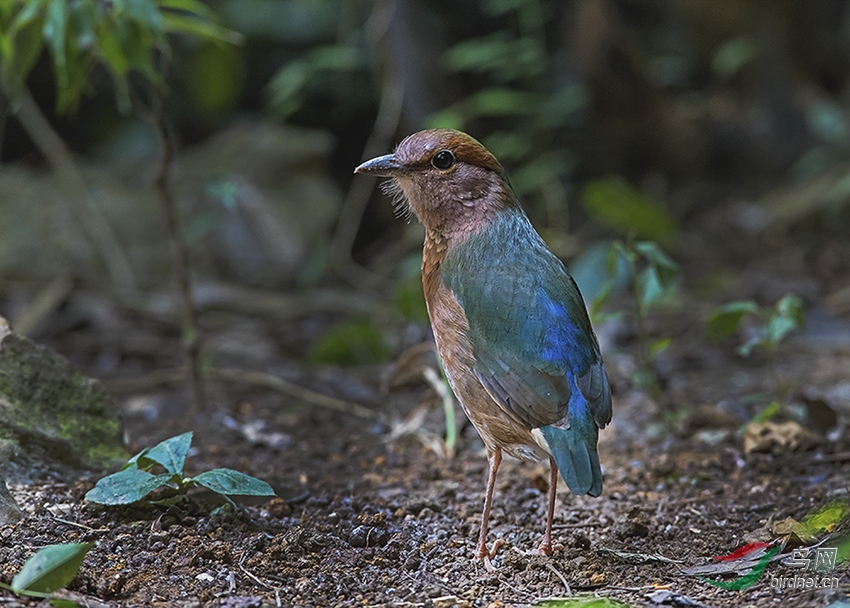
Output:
left=85, top=467, right=173, bottom=505
left=123, top=0, right=163, bottom=30
left=43, top=0, right=67, bottom=70
left=650, top=337, right=671, bottom=355
left=510, top=150, right=572, bottom=196
left=192, top=469, right=276, bottom=497
left=570, top=240, right=631, bottom=312
left=764, top=315, right=798, bottom=348
left=468, top=87, right=537, bottom=116
left=11, top=543, right=93, bottom=594
left=635, top=266, right=663, bottom=315
left=309, top=45, right=363, bottom=70
left=776, top=294, right=805, bottom=327
left=706, top=300, right=760, bottom=341
left=752, top=401, right=780, bottom=423
left=835, top=531, right=850, bottom=564
left=443, top=32, right=509, bottom=72
left=536, top=83, right=588, bottom=128
left=634, top=241, right=678, bottom=274
left=3, top=20, right=44, bottom=96
left=10, top=0, right=47, bottom=34
left=425, top=106, right=465, bottom=130
left=158, top=0, right=221, bottom=24
left=161, top=13, right=242, bottom=45
left=712, top=36, right=757, bottom=78
left=801, top=501, right=849, bottom=537
left=582, top=178, right=677, bottom=243
left=266, top=60, right=310, bottom=119
left=145, top=431, right=193, bottom=475
left=96, top=25, right=129, bottom=75
left=737, top=332, right=762, bottom=357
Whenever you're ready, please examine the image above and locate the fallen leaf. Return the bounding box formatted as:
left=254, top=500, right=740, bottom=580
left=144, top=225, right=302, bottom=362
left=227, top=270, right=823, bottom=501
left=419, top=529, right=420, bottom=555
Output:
left=743, top=421, right=821, bottom=454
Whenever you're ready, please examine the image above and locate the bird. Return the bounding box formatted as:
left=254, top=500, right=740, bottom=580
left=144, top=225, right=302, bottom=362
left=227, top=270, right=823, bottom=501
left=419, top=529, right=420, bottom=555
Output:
left=355, top=129, right=612, bottom=570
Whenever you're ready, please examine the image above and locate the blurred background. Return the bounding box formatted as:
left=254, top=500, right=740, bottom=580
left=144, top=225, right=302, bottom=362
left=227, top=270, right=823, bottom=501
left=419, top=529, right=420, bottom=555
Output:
left=1, top=0, right=849, bottom=429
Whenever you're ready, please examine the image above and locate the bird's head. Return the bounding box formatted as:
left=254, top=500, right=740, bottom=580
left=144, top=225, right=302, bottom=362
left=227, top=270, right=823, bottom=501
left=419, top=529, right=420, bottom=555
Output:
left=355, top=129, right=518, bottom=238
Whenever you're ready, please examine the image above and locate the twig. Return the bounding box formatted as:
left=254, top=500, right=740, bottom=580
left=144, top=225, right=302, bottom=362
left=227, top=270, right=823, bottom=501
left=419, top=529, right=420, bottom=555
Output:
left=238, top=552, right=271, bottom=590
left=545, top=562, right=572, bottom=596
left=51, top=516, right=108, bottom=533
left=153, top=112, right=206, bottom=413
left=103, top=367, right=380, bottom=421
left=215, top=369, right=380, bottom=421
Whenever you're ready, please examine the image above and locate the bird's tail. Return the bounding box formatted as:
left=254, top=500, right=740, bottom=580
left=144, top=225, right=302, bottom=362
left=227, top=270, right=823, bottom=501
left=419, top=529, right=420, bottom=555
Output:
left=539, top=399, right=603, bottom=496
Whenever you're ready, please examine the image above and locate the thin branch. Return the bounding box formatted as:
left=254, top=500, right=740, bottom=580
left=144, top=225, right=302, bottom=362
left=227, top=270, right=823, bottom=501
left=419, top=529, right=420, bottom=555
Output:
left=152, top=114, right=206, bottom=413
left=215, top=369, right=380, bottom=421
left=102, top=367, right=380, bottom=422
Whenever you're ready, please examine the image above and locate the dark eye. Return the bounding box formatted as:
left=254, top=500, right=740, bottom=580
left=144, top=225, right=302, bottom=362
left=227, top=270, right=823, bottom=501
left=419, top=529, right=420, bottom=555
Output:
left=431, top=150, right=456, bottom=170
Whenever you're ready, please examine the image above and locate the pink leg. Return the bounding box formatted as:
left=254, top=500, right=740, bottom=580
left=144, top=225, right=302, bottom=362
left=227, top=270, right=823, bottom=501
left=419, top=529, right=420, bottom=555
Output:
left=475, top=448, right=504, bottom=571
left=536, top=455, right=558, bottom=556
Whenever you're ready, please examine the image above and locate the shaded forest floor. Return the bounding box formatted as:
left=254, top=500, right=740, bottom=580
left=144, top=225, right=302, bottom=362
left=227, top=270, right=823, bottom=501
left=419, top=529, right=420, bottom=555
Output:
left=2, top=207, right=850, bottom=607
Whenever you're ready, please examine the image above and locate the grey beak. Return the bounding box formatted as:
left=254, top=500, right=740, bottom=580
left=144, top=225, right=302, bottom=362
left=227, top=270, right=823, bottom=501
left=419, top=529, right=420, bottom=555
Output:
left=354, top=154, right=403, bottom=176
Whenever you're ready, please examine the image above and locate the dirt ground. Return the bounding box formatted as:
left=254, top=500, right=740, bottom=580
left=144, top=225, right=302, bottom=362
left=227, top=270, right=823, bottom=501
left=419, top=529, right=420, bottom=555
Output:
left=1, top=222, right=850, bottom=608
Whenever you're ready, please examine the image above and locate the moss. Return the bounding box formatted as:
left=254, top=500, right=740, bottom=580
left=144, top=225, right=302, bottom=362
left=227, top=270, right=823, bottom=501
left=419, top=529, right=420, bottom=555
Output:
left=0, top=332, right=126, bottom=471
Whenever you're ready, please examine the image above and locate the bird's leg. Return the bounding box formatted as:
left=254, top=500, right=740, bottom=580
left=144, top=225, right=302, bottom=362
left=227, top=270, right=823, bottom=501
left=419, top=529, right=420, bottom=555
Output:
left=536, top=455, right=558, bottom=556
left=476, top=447, right=504, bottom=571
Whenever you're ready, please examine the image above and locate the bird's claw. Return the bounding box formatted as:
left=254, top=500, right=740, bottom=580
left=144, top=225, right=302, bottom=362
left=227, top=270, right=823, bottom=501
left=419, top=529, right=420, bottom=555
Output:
left=516, top=541, right=562, bottom=558
left=536, top=541, right=553, bottom=557
left=476, top=538, right=504, bottom=571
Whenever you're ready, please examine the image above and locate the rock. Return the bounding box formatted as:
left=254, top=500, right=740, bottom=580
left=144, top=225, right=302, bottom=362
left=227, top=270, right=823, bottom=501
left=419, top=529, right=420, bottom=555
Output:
left=0, top=315, right=125, bottom=478
left=0, top=477, right=23, bottom=525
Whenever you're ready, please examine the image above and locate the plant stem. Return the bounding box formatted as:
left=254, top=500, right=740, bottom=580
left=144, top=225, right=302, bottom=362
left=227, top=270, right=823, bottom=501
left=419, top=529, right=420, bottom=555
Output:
left=153, top=115, right=206, bottom=413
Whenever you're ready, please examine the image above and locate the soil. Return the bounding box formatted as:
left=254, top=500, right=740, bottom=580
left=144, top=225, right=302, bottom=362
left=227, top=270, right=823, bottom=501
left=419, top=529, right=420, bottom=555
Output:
left=1, top=224, right=850, bottom=607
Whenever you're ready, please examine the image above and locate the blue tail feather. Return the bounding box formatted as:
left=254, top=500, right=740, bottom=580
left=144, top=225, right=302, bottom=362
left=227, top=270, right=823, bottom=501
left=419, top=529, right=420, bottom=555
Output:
left=540, top=396, right=603, bottom=497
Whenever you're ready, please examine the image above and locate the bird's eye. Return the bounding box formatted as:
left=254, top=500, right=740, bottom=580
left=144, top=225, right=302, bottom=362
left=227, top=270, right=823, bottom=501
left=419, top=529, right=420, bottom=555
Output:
left=431, top=150, right=456, bottom=170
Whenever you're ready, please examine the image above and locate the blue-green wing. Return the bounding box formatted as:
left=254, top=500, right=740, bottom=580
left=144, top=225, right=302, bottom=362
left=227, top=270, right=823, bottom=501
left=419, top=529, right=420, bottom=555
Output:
left=442, top=215, right=611, bottom=431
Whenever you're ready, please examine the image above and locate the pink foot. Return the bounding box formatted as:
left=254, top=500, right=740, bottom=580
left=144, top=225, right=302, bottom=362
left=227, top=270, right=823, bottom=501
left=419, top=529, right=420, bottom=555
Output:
left=476, top=538, right=504, bottom=572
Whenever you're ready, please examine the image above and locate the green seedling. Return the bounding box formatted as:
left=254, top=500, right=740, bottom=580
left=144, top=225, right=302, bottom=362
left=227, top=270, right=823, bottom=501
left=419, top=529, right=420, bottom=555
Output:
left=0, top=542, right=93, bottom=607
left=85, top=432, right=275, bottom=507
left=707, top=294, right=804, bottom=394
left=591, top=237, right=679, bottom=399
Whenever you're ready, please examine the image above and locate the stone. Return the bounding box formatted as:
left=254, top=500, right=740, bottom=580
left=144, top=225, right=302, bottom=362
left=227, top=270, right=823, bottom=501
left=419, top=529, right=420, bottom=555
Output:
left=0, top=315, right=125, bottom=478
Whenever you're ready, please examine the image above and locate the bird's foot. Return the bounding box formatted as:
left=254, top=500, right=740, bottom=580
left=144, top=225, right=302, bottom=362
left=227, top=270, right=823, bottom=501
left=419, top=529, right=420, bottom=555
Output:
left=476, top=538, right=504, bottom=572
left=535, top=540, right=554, bottom=556
left=518, top=541, right=562, bottom=557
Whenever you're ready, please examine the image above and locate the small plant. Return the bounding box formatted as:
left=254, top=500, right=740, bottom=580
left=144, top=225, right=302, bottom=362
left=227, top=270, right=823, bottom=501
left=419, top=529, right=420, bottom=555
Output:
left=706, top=294, right=805, bottom=394
left=0, top=542, right=93, bottom=607
left=592, top=237, right=680, bottom=399
left=85, top=432, right=275, bottom=507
